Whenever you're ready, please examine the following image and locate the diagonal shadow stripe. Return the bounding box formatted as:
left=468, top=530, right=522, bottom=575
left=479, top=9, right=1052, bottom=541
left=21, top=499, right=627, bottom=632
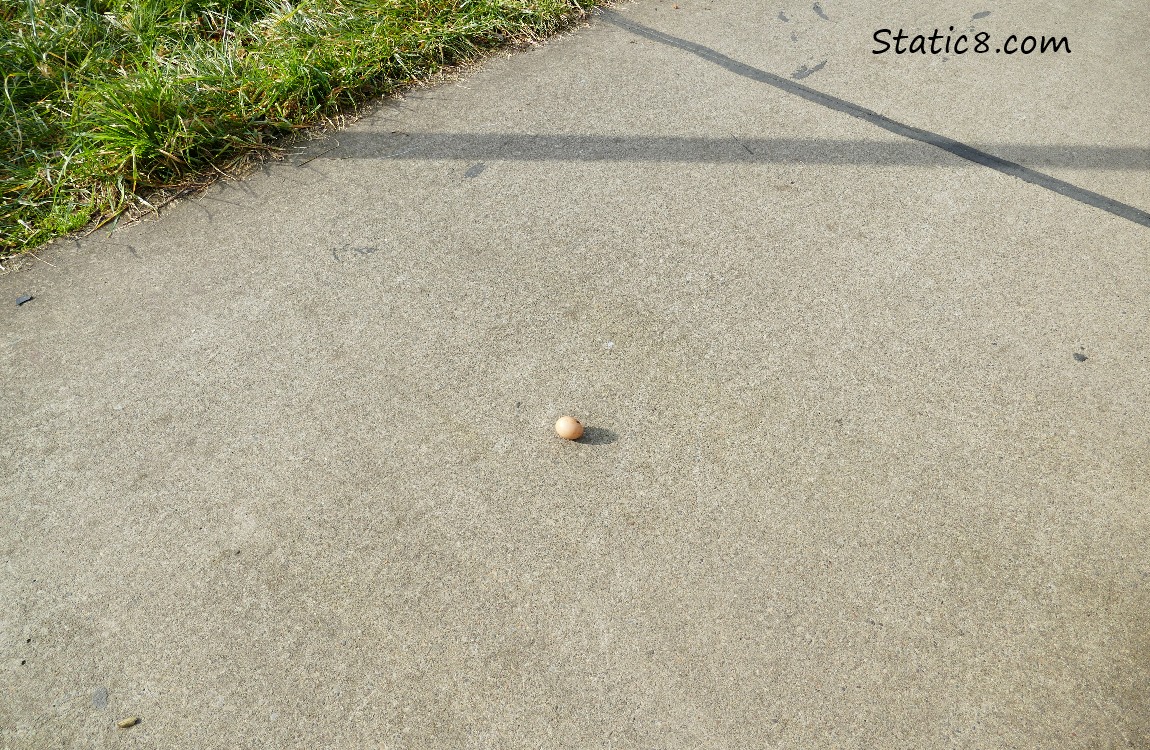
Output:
left=602, top=10, right=1150, bottom=229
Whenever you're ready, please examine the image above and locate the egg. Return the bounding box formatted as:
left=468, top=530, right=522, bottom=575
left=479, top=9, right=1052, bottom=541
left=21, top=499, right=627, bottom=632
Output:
left=555, top=415, right=584, bottom=440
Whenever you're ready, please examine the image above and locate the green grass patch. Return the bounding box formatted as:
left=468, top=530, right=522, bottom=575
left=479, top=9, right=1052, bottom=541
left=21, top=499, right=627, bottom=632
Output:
left=1, top=0, right=599, bottom=255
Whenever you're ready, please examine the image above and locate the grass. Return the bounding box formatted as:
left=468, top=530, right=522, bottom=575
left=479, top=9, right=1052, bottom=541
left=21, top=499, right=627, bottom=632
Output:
left=0, top=0, right=599, bottom=256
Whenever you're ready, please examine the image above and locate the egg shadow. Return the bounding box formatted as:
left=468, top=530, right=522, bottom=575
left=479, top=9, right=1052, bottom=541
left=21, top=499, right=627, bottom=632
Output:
left=579, top=426, right=618, bottom=445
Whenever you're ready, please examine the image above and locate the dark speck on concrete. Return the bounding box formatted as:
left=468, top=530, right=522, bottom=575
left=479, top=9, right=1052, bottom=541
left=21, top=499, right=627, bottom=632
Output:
left=792, top=60, right=827, bottom=79
left=973, top=10, right=991, bottom=19
left=16, top=294, right=33, bottom=306
left=1073, top=352, right=1088, bottom=362
left=813, top=2, right=829, bottom=20
left=464, top=162, right=486, bottom=178
left=93, top=687, right=109, bottom=710
left=778, top=11, right=789, bottom=21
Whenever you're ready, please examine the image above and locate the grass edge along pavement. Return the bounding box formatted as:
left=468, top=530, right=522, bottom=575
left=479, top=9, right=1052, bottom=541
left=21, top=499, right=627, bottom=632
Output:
left=0, top=0, right=602, bottom=258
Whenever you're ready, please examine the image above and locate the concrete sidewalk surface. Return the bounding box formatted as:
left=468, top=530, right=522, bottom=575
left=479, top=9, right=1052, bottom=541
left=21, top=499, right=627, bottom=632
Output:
left=3, top=0, right=1148, bottom=747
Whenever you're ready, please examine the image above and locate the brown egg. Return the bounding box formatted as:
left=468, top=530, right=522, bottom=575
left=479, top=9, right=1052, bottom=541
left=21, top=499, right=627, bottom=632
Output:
left=554, top=415, right=584, bottom=440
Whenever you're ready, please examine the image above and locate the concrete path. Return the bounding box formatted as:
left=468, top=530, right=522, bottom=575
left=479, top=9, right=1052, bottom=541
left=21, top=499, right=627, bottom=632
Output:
left=3, top=1, right=1149, bottom=747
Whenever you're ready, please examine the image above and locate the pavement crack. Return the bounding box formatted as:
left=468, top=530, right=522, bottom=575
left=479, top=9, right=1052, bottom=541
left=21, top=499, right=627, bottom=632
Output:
left=601, top=10, right=1150, bottom=229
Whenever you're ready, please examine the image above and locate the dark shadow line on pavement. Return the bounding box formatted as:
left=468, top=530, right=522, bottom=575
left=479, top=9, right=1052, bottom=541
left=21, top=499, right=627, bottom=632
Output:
left=601, top=10, right=1150, bottom=229
left=331, top=132, right=1150, bottom=170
